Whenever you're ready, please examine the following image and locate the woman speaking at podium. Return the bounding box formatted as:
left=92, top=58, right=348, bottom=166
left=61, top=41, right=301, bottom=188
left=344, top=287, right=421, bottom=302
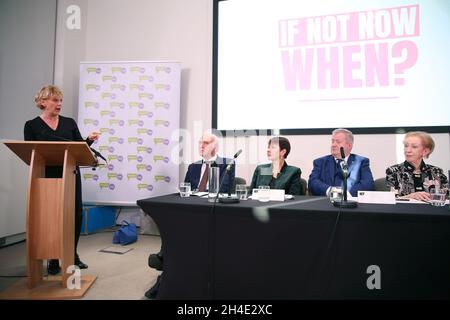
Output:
left=24, top=85, right=100, bottom=275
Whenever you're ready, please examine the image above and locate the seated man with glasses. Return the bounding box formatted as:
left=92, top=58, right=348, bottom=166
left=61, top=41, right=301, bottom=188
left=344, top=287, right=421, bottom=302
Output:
left=184, top=132, right=234, bottom=192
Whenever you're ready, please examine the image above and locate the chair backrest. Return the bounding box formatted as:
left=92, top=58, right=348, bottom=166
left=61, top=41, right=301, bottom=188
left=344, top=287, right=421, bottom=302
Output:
left=232, top=177, right=247, bottom=193
left=374, top=177, right=390, bottom=191
left=300, top=178, right=307, bottom=195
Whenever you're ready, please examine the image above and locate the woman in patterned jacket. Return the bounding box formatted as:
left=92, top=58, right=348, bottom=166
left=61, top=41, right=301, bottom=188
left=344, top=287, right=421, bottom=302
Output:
left=386, top=131, right=448, bottom=201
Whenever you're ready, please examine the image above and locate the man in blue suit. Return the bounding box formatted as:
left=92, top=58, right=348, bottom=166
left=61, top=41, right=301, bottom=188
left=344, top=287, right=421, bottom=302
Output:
left=308, top=128, right=374, bottom=197
left=184, top=132, right=234, bottom=192
left=145, top=132, right=234, bottom=299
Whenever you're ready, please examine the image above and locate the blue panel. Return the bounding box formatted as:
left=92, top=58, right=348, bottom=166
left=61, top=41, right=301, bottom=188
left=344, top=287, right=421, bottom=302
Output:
left=81, top=206, right=116, bottom=234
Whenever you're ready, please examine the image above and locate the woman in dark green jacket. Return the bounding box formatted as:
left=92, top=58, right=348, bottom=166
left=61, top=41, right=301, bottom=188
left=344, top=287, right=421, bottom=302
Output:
left=250, top=136, right=302, bottom=195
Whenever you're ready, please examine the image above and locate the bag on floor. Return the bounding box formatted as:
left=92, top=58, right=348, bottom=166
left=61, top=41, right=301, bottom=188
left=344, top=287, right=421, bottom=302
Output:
left=113, top=220, right=138, bottom=245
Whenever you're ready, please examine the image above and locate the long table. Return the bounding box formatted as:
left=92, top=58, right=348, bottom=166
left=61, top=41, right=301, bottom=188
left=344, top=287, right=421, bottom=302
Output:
left=137, top=195, right=450, bottom=299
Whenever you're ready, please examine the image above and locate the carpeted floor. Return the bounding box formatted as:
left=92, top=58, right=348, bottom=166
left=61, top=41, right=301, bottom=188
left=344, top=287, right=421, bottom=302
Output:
left=0, top=230, right=162, bottom=300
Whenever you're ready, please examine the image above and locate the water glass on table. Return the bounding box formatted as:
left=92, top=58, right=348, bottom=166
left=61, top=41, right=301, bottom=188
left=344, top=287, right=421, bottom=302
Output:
left=179, top=182, right=191, bottom=197
left=329, top=186, right=343, bottom=203
left=429, top=189, right=446, bottom=207
left=236, top=184, right=248, bottom=200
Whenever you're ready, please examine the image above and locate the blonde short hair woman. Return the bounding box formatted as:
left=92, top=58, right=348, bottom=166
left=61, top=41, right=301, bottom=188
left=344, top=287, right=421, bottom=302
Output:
left=24, top=85, right=101, bottom=274
left=386, top=131, right=448, bottom=201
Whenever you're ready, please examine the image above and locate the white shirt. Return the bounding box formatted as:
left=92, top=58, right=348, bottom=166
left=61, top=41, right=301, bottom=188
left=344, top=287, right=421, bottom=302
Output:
left=334, top=155, right=349, bottom=163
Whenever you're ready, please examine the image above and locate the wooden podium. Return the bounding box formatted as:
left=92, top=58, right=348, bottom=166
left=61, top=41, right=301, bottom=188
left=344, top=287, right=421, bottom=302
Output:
left=1, top=140, right=98, bottom=299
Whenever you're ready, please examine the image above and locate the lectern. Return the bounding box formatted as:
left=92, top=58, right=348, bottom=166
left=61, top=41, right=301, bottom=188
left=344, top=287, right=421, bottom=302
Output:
left=2, top=140, right=97, bottom=299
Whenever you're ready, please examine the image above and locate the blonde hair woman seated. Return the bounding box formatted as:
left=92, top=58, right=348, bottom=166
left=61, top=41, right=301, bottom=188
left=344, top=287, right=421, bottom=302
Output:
left=386, top=131, right=448, bottom=201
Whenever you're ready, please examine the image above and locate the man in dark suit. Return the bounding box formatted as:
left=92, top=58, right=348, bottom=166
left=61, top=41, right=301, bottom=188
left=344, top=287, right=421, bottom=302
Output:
left=308, top=128, right=374, bottom=197
left=184, top=132, right=234, bottom=192
left=145, top=132, right=234, bottom=299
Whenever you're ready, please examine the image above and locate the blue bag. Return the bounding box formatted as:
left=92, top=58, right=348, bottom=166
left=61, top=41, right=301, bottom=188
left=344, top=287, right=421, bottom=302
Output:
left=113, top=221, right=138, bottom=245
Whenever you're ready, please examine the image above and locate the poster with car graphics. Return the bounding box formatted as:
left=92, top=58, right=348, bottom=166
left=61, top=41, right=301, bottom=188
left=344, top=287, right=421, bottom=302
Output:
left=78, top=61, right=180, bottom=204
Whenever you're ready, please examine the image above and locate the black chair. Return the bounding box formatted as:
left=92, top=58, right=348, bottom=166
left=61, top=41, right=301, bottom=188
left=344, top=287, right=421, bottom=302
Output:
left=232, top=177, right=247, bottom=193
left=300, top=178, right=307, bottom=195
left=374, top=177, right=390, bottom=191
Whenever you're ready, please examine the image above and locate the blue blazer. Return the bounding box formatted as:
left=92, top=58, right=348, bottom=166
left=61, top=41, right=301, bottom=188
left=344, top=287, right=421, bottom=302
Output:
left=184, top=156, right=234, bottom=193
left=308, top=154, right=374, bottom=196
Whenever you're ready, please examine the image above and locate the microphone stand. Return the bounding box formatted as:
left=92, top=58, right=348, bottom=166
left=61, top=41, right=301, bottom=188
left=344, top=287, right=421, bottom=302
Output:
left=333, top=162, right=357, bottom=209
left=218, top=161, right=239, bottom=204
left=40, top=129, right=100, bottom=170
left=208, top=152, right=241, bottom=297
left=323, top=156, right=356, bottom=298
left=208, top=163, right=229, bottom=299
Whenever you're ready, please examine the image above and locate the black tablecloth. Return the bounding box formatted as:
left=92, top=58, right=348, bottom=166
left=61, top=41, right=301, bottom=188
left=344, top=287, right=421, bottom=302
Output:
left=137, top=194, right=450, bottom=299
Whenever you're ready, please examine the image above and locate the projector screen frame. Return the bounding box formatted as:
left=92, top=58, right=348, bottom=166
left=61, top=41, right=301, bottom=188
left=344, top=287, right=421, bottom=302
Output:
left=212, top=0, right=450, bottom=136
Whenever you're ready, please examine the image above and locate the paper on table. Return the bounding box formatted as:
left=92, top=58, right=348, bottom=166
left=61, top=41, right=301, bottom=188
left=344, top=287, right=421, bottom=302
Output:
left=395, top=198, right=428, bottom=204
left=191, top=191, right=208, bottom=197
left=357, top=191, right=396, bottom=204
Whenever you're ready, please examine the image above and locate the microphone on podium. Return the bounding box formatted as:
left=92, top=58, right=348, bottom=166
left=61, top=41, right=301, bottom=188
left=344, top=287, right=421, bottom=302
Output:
left=90, top=148, right=108, bottom=163
left=40, top=129, right=107, bottom=164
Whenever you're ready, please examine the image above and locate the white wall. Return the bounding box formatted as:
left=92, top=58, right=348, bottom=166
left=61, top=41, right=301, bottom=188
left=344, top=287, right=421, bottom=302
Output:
left=55, top=0, right=449, bottom=186
left=53, top=0, right=88, bottom=119
left=0, top=0, right=57, bottom=239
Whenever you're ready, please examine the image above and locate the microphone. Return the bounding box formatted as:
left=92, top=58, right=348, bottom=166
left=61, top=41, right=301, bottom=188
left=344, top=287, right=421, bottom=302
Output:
left=90, top=148, right=107, bottom=163
left=340, top=146, right=345, bottom=159
left=339, top=147, right=348, bottom=174
left=40, top=129, right=107, bottom=164
left=333, top=146, right=357, bottom=209
left=226, top=149, right=242, bottom=171
left=40, top=129, right=71, bottom=142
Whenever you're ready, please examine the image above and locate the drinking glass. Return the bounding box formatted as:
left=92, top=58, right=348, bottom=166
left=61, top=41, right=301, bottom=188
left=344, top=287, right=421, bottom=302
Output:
left=329, top=186, right=343, bottom=203
left=179, top=182, right=191, bottom=197
left=236, top=184, right=248, bottom=200
left=429, top=189, right=446, bottom=207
